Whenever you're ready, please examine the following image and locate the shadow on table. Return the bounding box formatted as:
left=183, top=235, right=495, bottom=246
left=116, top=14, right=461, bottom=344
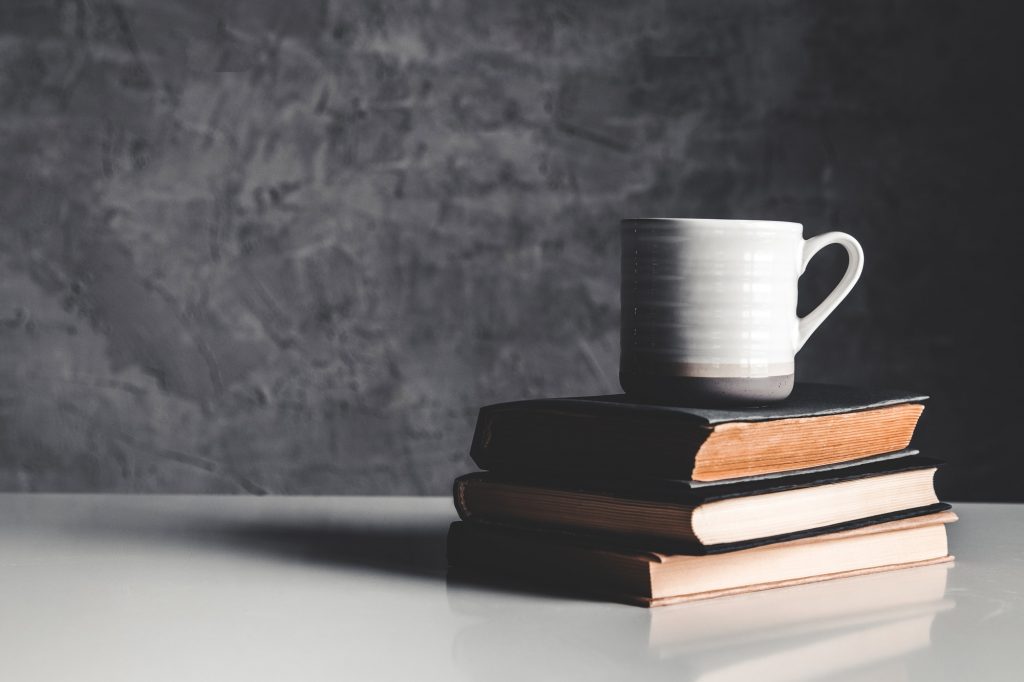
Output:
left=195, top=520, right=594, bottom=601
left=73, top=504, right=596, bottom=598
left=62, top=498, right=453, bottom=581
left=197, top=520, right=452, bottom=579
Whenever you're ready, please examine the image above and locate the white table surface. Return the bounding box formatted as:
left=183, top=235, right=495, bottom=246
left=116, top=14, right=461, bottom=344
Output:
left=0, top=495, right=1019, bottom=681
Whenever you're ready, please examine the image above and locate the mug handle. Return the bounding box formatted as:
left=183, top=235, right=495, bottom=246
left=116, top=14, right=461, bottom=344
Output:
left=796, top=231, right=864, bottom=352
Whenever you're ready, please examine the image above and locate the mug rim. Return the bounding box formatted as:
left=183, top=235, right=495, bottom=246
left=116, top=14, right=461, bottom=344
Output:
left=621, top=217, right=801, bottom=231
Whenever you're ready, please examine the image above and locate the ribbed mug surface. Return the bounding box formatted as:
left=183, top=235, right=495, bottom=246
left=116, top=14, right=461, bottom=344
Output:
left=620, top=218, right=802, bottom=404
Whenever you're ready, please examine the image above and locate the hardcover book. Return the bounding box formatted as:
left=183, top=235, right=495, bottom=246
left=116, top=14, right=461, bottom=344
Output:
left=470, top=383, right=926, bottom=481
left=453, top=454, right=947, bottom=553
left=446, top=511, right=955, bottom=607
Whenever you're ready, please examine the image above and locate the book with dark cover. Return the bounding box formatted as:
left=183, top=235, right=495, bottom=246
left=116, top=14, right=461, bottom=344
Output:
left=458, top=450, right=931, bottom=504
left=470, top=383, right=927, bottom=481
left=446, top=512, right=956, bottom=607
left=454, top=454, right=948, bottom=554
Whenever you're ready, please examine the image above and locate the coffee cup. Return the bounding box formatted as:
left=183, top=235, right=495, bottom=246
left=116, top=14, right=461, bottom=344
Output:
left=620, top=218, right=863, bottom=404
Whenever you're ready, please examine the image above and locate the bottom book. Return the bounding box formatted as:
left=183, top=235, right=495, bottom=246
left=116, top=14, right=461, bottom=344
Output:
left=447, top=511, right=956, bottom=607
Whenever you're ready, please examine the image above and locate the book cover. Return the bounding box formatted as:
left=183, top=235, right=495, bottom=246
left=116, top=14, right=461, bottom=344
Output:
left=471, top=383, right=927, bottom=481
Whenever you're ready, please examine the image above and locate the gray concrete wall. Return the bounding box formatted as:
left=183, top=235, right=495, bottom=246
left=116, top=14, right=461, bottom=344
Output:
left=2, top=1, right=1021, bottom=498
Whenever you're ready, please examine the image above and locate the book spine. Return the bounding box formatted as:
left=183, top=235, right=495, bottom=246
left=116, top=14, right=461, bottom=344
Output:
left=469, top=408, right=707, bottom=478
left=468, top=407, right=494, bottom=469
left=452, top=477, right=473, bottom=521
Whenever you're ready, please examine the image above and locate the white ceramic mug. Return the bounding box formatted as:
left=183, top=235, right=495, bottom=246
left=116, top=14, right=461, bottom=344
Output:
left=620, top=218, right=864, bottom=404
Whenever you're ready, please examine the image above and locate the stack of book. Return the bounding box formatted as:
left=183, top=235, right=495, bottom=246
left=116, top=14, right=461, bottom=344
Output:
left=447, top=383, right=954, bottom=606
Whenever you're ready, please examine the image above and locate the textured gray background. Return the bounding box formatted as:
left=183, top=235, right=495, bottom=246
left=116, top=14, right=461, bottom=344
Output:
left=2, top=1, right=1021, bottom=498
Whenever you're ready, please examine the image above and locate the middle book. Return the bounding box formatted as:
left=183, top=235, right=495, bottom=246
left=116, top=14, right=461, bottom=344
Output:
left=453, top=453, right=946, bottom=555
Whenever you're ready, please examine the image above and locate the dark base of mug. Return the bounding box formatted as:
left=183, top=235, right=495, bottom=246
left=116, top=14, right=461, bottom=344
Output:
left=619, top=371, right=795, bottom=407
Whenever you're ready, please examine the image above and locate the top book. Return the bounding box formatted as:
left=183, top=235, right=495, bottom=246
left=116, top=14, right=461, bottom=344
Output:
left=470, top=383, right=927, bottom=482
